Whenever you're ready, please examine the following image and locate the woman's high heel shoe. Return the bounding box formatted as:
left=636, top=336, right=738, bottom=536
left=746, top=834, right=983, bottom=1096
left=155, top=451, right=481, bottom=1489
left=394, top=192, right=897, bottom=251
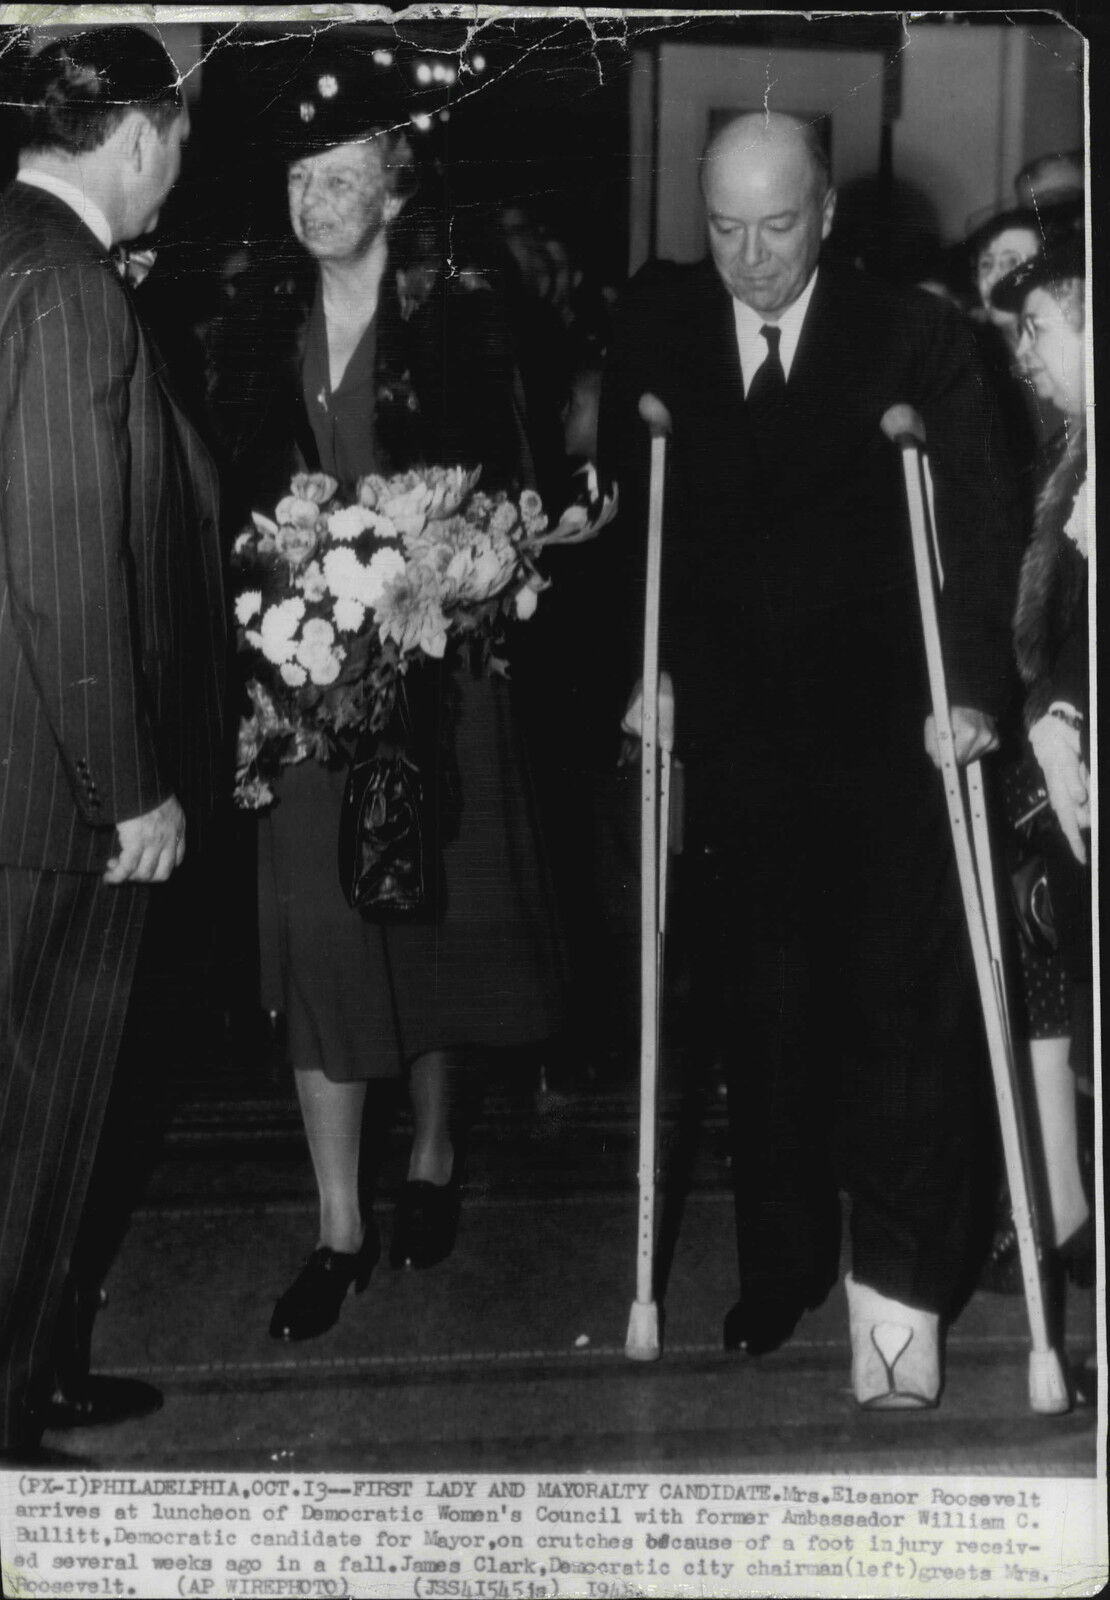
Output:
left=390, top=1165, right=461, bottom=1270
left=269, top=1222, right=380, bottom=1341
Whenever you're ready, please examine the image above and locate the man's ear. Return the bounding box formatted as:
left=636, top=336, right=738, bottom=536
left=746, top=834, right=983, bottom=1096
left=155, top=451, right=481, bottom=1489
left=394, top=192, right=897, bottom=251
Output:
left=383, top=190, right=408, bottom=226
left=114, top=109, right=148, bottom=172
left=821, top=186, right=837, bottom=241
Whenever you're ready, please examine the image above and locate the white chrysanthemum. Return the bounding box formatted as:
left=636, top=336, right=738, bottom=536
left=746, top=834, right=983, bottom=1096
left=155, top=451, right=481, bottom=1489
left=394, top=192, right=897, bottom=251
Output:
left=361, top=546, right=408, bottom=605
left=333, top=597, right=367, bottom=633
left=244, top=628, right=263, bottom=651
left=259, top=598, right=305, bottom=665
left=280, top=661, right=307, bottom=688
left=235, top=590, right=263, bottom=625
left=364, top=511, right=399, bottom=542
left=296, top=635, right=331, bottom=673
left=327, top=504, right=376, bottom=542
left=322, top=545, right=406, bottom=607
left=307, top=650, right=343, bottom=687
left=321, top=546, right=363, bottom=602
left=301, top=617, right=336, bottom=650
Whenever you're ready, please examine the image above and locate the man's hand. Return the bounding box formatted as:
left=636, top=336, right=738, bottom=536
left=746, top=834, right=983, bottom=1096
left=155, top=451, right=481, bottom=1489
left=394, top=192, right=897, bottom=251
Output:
left=1028, top=712, right=1090, bottom=865
left=923, top=707, right=999, bottom=769
left=621, top=672, right=675, bottom=750
left=103, top=795, right=186, bottom=885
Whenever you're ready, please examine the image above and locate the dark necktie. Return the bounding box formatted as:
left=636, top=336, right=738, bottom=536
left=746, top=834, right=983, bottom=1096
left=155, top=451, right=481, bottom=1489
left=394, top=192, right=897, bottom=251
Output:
left=745, top=323, right=786, bottom=414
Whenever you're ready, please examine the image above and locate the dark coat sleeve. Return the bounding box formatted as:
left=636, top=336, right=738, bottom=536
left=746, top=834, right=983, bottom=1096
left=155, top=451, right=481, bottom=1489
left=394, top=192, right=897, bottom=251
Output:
left=0, top=261, right=166, bottom=828
left=911, top=296, right=1026, bottom=718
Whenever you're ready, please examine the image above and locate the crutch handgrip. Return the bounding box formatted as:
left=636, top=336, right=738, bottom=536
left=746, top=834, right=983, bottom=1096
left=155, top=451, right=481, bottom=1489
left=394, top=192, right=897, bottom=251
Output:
left=880, top=403, right=926, bottom=449
left=639, top=392, right=673, bottom=438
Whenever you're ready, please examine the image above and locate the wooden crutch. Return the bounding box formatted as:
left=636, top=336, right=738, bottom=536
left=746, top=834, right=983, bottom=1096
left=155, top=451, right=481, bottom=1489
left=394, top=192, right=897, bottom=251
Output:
left=626, top=393, right=674, bottom=1361
left=882, top=404, right=1070, bottom=1415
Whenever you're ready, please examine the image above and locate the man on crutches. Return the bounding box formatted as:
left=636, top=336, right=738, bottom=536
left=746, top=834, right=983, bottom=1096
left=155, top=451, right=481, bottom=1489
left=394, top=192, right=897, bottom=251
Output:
left=600, top=111, right=1024, bottom=1408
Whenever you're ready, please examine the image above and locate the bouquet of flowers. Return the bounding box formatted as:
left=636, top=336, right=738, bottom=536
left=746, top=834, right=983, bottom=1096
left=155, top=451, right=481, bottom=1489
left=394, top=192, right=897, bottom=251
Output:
left=232, top=465, right=615, bottom=808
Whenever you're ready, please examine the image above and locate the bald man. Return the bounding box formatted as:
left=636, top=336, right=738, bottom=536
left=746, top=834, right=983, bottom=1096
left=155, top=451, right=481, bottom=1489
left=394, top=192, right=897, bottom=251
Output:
left=601, top=114, right=1022, bottom=1407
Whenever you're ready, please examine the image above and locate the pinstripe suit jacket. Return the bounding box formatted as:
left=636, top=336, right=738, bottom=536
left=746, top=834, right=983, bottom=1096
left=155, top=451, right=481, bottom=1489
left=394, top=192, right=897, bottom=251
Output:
left=0, top=183, right=227, bottom=872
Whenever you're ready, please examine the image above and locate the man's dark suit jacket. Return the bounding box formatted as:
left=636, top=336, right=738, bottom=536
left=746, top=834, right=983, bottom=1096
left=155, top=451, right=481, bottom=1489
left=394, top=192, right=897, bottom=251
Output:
left=0, top=183, right=227, bottom=872
left=600, top=258, right=1023, bottom=806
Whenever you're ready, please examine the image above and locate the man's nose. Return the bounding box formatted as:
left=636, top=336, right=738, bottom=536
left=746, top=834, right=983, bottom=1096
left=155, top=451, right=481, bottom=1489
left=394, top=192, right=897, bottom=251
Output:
left=741, top=228, right=766, bottom=267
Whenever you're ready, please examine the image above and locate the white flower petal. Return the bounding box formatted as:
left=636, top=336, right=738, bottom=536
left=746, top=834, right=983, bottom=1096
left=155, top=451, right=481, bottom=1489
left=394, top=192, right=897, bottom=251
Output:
left=235, top=590, right=263, bottom=625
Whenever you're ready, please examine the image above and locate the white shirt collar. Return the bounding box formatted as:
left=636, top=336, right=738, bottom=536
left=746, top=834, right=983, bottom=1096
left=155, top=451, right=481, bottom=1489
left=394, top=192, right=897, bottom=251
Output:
left=17, top=167, right=113, bottom=253
left=732, top=268, right=819, bottom=392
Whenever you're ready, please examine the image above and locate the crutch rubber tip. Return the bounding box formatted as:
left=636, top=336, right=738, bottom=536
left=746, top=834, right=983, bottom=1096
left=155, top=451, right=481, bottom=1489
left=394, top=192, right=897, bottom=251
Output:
left=1028, top=1348, right=1071, bottom=1415
left=625, top=1300, right=661, bottom=1361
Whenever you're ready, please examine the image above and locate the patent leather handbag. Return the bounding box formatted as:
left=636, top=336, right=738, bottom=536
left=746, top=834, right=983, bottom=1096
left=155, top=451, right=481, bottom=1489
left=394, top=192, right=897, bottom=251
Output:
left=337, top=687, right=446, bottom=922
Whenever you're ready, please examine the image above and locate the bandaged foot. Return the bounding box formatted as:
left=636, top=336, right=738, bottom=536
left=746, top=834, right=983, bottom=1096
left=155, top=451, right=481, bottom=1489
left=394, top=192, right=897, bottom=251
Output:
left=845, top=1273, right=941, bottom=1410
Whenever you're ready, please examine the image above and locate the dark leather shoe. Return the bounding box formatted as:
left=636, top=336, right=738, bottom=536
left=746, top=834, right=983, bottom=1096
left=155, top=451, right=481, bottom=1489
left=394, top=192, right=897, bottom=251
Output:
left=390, top=1169, right=461, bottom=1270
left=270, top=1224, right=380, bottom=1342
left=723, top=1288, right=827, bottom=1357
left=44, top=1375, right=163, bottom=1430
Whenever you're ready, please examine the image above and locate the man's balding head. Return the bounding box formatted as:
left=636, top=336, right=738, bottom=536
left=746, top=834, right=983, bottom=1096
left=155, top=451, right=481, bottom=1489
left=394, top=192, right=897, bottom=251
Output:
left=703, top=113, right=831, bottom=203
left=701, top=112, right=836, bottom=318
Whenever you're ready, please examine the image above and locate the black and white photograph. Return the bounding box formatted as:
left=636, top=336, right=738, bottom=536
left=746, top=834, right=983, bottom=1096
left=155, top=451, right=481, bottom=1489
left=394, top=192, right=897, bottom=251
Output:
left=0, top=5, right=1102, bottom=1597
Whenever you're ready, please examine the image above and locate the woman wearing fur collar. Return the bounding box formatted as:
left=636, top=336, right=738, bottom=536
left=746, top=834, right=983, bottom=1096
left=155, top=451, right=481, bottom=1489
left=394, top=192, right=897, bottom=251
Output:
left=991, top=236, right=1091, bottom=1287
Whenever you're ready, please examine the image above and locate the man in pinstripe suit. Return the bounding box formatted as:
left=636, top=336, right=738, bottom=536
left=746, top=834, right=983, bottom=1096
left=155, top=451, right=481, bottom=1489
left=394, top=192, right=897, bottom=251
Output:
left=0, top=28, right=226, bottom=1457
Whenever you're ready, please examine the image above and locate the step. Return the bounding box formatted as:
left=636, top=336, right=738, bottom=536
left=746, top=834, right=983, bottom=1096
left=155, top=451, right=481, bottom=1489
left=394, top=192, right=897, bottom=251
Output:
left=53, top=1193, right=1098, bottom=1475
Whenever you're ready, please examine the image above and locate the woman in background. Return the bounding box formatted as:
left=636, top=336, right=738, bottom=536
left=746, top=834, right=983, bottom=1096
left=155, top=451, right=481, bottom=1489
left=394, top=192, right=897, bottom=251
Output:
left=989, top=234, right=1092, bottom=1288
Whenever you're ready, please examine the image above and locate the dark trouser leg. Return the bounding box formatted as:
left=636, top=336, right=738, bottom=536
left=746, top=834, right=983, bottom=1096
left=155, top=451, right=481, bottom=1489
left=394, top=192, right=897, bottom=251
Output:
left=0, top=868, right=147, bottom=1450
left=827, top=769, right=994, bottom=1316
left=687, top=776, right=840, bottom=1308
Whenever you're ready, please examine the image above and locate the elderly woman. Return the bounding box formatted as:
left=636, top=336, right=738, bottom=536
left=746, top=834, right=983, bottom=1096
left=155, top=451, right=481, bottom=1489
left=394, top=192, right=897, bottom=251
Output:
left=989, top=233, right=1092, bottom=1285
left=966, top=208, right=1042, bottom=334
left=208, top=58, right=563, bottom=1340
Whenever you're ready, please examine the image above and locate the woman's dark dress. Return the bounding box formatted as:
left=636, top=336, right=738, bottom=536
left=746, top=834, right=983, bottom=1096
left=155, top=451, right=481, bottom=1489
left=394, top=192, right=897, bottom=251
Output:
left=256, top=284, right=564, bottom=1079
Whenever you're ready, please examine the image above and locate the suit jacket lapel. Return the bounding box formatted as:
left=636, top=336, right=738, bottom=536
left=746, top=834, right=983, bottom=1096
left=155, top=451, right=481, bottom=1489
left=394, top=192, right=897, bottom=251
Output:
left=784, top=269, right=857, bottom=413
left=690, top=263, right=748, bottom=432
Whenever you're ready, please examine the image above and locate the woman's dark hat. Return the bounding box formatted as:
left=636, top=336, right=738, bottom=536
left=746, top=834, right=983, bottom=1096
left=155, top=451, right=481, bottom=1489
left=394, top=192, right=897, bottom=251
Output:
left=276, top=50, right=432, bottom=162
left=990, top=229, right=1086, bottom=315
left=963, top=205, right=1041, bottom=260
